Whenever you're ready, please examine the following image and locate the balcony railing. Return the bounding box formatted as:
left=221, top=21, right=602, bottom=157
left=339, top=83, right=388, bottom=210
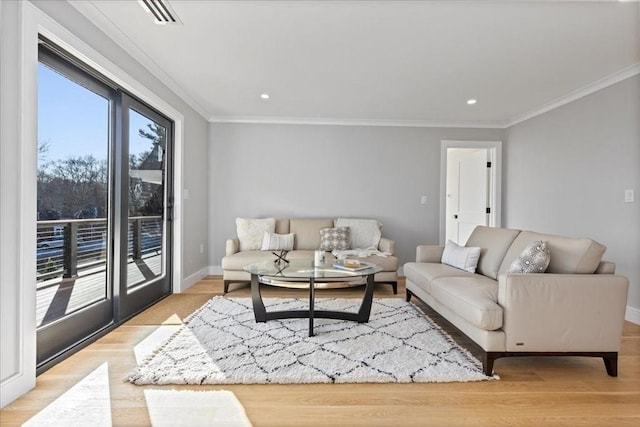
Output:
left=37, top=216, right=162, bottom=283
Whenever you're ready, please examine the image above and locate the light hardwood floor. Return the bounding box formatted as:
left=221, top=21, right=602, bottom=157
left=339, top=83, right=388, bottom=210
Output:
left=2, top=276, right=639, bottom=426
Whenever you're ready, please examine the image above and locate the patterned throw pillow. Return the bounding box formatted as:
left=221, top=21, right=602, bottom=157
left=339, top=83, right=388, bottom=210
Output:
left=507, top=240, right=550, bottom=273
left=319, top=227, right=351, bottom=251
left=441, top=240, right=482, bottom=273
left=261, top=232, right=294, bottom=251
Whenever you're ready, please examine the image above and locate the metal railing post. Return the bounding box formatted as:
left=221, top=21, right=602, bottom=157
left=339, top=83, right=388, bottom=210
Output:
left=63, top=222, right=78, bottom=278
left=132, top=218, right=142, bottom=260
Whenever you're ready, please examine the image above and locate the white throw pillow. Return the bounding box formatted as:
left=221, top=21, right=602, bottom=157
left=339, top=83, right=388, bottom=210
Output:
left=261, top=231, right=294, bottom=251
left=335, top=218, right=382, bottom=249
left=441, top=240, right=481, bottom=273
left=236, top=217, right=276, bottom=251
left=507, top=240, right=550, bottom=273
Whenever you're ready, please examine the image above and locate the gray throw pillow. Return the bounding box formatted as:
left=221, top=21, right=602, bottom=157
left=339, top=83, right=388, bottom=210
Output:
left=319, top=227, right=351, bottom=251
left=507, top=240, right=550, bottom=273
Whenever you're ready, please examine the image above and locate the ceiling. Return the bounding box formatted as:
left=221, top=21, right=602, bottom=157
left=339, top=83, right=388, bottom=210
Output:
left=69, top=0, right=639, bottom=128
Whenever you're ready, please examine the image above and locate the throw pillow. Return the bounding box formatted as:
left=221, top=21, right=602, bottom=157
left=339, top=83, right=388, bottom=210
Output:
left=507, top=240, right=550, bottom=273
left=236, top=217, right=276, bottom=251
left=260, top=232, right=294, bottom=251
left=319, top=227, right=351, bottom=251
left=441, top=240, right=482, bottom=273
left=335, top=218, right=382, bottom=249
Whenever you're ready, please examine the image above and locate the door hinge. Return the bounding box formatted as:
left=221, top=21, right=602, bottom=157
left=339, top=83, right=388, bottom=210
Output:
left=486, top=207, right=491, bottom=214
left=486, top=161, right=492, bottom=168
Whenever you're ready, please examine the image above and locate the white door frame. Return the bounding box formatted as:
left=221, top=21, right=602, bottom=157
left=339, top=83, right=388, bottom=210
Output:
left=440, top=140, right=502, bottom=245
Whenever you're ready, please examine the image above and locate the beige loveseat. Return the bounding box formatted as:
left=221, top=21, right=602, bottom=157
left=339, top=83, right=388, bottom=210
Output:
left=222, top=218, right=399, bottom=294
left=404, top=226, right=629, bottom=376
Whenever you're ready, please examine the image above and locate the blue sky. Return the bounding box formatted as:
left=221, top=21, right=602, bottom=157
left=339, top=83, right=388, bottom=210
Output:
left=38, top=63, right=155, bottom=165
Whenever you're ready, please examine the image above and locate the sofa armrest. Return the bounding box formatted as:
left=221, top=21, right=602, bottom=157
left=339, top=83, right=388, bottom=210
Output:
left=595, top=261, right=616, bottom=274
left=498, top=273, right=629, bottom=352
left=226, top=238, right=239, bottom=256
left=416, top=245, right=444, bottom=263
left=379, top=237, right=395, bottom=255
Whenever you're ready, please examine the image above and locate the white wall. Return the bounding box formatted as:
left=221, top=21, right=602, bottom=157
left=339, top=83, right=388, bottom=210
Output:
left=504, top=75, right=640, bottom=321
left=209, top=123, right=504, bottom=266
left=1, top=0, right=210, bottom=407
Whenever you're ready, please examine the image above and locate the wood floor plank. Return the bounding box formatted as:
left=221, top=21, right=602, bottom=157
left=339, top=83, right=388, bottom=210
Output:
left=1, top=276, right=639, bottom=426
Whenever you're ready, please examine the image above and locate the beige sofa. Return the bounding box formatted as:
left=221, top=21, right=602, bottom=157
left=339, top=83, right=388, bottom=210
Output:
left=222, top=218, right=399, bottom=294
left=404, top=226, right=629, bottom=376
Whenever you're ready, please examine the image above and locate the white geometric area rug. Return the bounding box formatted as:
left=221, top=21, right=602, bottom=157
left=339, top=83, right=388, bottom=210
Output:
left=126, top=297, right=496, bottom=385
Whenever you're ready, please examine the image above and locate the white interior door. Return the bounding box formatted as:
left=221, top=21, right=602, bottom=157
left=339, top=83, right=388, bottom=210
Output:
left=446, top=149, right=489, bottom=245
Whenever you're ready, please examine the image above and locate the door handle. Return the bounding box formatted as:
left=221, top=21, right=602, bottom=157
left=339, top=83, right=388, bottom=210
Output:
left=453, top=214, right=458, bottom=219
left=166, top=196, right=174, bottom=222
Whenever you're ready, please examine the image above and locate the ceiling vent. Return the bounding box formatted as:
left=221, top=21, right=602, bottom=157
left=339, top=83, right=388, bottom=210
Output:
left=138, top=0, right=183, bottom=25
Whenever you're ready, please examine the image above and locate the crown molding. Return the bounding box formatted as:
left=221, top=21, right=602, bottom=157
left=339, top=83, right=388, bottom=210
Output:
left=209, top=115, right=508, bottom=129
left=506, top=62, right=640, bottom=128
left=68, top=0, right=210, bottom=120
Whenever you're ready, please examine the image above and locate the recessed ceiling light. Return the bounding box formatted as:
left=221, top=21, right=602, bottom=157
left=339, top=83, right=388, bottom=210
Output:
left=260, top=93, right=270, bottom=100
left=467, top=99, right=477, bottom=105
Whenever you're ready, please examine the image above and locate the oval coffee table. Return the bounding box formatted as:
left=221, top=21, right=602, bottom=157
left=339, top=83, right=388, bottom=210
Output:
left=244, top=259, right=383, bottom=336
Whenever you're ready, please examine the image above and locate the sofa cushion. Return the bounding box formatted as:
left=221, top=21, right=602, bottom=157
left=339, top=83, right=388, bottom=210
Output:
left=506, top=240, right=550, bottom=273
left=430, top=276, right=503, bottom=331
left=289, top=219, right=334, bottom=250
left=335, top=218, right=382, bottom=249
left=236, top=218, right=276, bottom=251
left=499, top=231, right=606, bottom=274
left=222, top=250, right=335, bottom=270
left=345, top=254, right=399, bottom=272
left=261, top=232, right=295, bottom=251
left=404, top=262, right=476, bottom=294
left=441, top=240, right=481, bottom=273
left=282, top=250, right=335, bottom=261
left=274, top=218, right=290, bottom=234
left=221, top=250, right=275, bottom=270
left=319, top=227, right=351, bottom=251
left=465, top=226, right=521, bottom=280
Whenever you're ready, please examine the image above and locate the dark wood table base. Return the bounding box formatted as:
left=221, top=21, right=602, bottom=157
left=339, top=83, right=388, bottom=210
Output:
left=251, top=272, right=376, bottom=336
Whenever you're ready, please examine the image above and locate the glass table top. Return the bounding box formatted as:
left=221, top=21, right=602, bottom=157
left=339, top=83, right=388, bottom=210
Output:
left=243, top=259, right=382, bottom=279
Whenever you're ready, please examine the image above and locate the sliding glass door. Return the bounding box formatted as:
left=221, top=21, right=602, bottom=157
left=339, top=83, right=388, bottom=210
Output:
left=36, top=41, right=173, bottom=368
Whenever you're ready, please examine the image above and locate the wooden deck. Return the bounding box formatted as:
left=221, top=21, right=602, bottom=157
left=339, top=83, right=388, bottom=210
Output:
left=36, top=254, right=162, bottom=327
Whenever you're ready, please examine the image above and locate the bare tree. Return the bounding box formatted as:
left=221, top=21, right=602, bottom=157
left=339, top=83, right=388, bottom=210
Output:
left=130, top=123, right=165, bottom=216
left=38, top=155, right=107, bottom=219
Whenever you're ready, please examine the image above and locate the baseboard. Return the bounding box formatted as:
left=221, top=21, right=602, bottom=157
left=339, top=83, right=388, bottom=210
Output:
left=179, top=266, right=211, bottom=292
left=626, top=305, right=640, bottom=325
left=208, top=265, right=223, bottom=276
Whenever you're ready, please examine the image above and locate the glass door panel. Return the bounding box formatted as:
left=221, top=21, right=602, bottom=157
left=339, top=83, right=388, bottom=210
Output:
left=127, top=109, right=166, bottom=289
left=36, top=51, right=114, bottom=365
